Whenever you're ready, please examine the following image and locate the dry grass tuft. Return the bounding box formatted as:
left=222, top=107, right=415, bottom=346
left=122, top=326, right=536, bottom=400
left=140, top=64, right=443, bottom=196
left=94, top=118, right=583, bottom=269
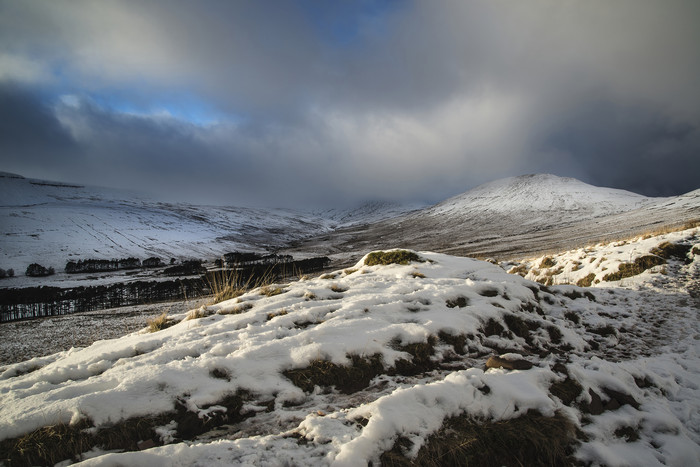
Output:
left=0, top=394, right=251, bottom=465
left=147, top=313, right=176, bottom=333
left=184, top=308, right=212, bottom=321
left=576, top=273, right=596, bottom=287
left=206, top=267, right=248, bottom=304
left=259, top=285, right=285, bottom=297
left=0, top=418, right=93, bottom=466
left=508, top=263, right=529, bottom=277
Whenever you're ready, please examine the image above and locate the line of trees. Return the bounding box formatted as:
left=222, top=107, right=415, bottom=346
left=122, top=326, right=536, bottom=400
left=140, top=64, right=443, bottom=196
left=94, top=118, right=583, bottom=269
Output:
left=65, top=257, right=141, bottom=274
left=0, top=279, right=205, bottom=322
left=214, top=252, right=295, bottom=268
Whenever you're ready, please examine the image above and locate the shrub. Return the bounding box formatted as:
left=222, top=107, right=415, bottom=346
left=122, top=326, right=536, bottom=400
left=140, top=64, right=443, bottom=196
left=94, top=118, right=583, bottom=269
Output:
left=589, top=325, right=616, bottom=337
left=364, top=250, right=423, bottom=266
left=540, top=257, right=556, bottom=268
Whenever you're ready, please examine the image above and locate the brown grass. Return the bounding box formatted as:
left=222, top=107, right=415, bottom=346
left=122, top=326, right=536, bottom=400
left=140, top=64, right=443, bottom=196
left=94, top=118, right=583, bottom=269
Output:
left=259, top=285, right=286, bottom=297
left=576, top=273, right=596, bottom=287
left=603, top=255, right=666, bottom=281
left=283, top=354, right=385, bottom=394
left=380, top=410, right=577, bottom=467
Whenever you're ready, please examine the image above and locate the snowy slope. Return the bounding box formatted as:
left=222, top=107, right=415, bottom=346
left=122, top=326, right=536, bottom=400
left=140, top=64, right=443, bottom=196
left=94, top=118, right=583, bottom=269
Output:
left=1, top=233, right=699, bottom=465
left=0, top=174, right=330, bottom=272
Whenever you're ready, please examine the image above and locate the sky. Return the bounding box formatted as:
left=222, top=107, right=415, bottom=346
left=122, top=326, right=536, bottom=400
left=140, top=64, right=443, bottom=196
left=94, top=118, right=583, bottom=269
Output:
left=1, top=0, right=699, bottom=208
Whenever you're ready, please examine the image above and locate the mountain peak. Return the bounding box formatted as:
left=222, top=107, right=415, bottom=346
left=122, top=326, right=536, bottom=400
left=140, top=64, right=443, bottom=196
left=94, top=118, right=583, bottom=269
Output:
left=430, top=174, right=654, bottom=217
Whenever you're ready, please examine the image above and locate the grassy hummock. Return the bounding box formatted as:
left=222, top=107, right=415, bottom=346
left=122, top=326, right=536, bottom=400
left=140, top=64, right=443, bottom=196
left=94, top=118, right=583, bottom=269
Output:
left=364, top=250, right=424, bottom=266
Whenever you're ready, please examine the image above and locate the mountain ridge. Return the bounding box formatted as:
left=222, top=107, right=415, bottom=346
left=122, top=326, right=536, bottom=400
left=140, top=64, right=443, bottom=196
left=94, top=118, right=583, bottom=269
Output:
left=1, top=173, right=698, bottom=273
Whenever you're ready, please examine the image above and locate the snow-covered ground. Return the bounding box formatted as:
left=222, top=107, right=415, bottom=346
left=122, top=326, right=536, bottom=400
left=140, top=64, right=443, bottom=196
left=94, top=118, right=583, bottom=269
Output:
left=1, top=229, right=699, bottom=466
left=507, top=227, right=699, bottom=289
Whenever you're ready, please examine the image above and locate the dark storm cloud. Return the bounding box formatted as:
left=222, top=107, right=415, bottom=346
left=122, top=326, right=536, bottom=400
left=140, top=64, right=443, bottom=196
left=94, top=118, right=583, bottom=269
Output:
left=0, top=83, right=82, bottom=179
left=539, top=100, right=700, bottom=196
left=1, top=0, right=699, bottom=206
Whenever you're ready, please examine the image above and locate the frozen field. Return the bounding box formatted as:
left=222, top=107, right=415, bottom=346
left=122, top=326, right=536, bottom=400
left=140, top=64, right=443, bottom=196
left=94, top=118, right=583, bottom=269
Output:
left=0, top=298, right=208, bottom=366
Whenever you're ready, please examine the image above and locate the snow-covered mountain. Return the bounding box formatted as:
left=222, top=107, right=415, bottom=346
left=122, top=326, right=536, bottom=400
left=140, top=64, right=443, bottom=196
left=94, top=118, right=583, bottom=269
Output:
left=427, top=173, right=653, bottom=219
left=294, top=174, right=699, bottom=261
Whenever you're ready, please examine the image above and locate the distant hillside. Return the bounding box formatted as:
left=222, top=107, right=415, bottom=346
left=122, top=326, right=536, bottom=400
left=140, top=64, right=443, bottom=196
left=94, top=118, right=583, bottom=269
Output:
left=0, top=174, right=417, bottom=273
